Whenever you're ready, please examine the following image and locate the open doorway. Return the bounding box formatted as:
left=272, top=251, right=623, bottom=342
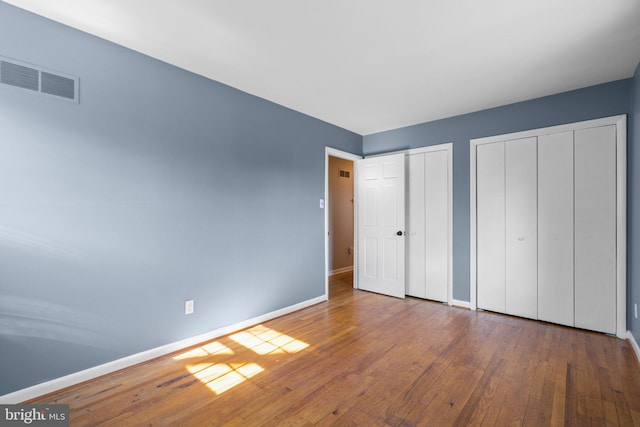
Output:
left=328, top=155, right=354, bottom=294
left=325, top=148, right=360, bottom=298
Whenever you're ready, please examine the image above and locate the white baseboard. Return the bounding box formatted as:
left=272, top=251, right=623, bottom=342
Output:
left=0, top=295, right=327, bottom=404
left=329, top=266, right=353, bottom=276
left=450, top=299, right=471, bottom=309
left=627, top=330, right=640, bottom=364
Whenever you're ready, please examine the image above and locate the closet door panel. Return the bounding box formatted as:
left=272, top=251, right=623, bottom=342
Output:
left=424, top=150, right=448, bottom=302
left=505, top=137, right=538, bottom=319
left=538, top=132, right=574, bottom=326
left=406, top=154, right=425, bottom=298
left=476, top=142, right=506, bottom=313
left=574, top=125, right=616, bottom=334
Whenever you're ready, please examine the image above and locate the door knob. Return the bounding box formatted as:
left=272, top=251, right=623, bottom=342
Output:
left=397, top=231, right=404, bottom=236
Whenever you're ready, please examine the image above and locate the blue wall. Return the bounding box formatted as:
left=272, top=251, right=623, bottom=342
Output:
left=629, top=62, right=640, bottom=343
left=2, top=0, right=637, bottom=398
left=364, top=80, right=632, bottom=302
left=0, top=3, right=361, bottom=395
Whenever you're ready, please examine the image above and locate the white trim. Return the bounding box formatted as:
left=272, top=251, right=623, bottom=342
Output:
left=627, top=331, right=640, bottom=364
left=326, top=147, right=362, bottom=161
left=445, top=144, right=454, bottom=306
left=470, top=115, right=626, bottom=146
left=407, top=144, right=453, bottom=156
left=0, top=295, right=326, bottom=404
left=365, top=150, right=407, bottom=158
left=325, top=147, right=361, bottom=294
left=365, top=144, right=451, bottom=158
left=469, top=139, right=478, bottom=310
left=469, top=115, right=627, bottom=338
left=451, top=299, right=471, bottom=309
left=616, top=116, right=627, bottom=339
left=470, top=137, right=478, bottom=311
left=329, top=266, right=353, bottom=276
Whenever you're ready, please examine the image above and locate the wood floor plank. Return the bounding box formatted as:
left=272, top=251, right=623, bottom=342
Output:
left=27, top=273, right=640, bottom=426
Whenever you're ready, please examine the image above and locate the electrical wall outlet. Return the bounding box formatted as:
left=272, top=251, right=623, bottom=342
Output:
left=185, top=299, right=194, bottom=315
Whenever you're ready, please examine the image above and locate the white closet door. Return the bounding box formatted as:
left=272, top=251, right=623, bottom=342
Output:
left=538, top=132, right=574, bottom=327
left=424, top=150, right=449, bottom=302
left=574, top=125, right=617, bottom=334
left=505, top=137, right=538, bottom=319
left=476, top=142, right=505, bottom=313
left=406, top=153, right=426, bottom=298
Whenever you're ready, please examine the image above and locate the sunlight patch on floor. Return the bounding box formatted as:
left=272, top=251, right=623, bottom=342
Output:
left=229, top=324, right=309, bottom=355
left=186, top=362, right=265, bottom=395
left=176, top=325, right=309, bottom=394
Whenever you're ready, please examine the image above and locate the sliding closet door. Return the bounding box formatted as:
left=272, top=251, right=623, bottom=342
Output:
left=424, top=150, right=449, bottom=302
left=574, top=125, right=617, bottom=334
left=505, top=138, right=537, bottom=319
left=538, top=132, right=574, bottom=327
left=476, top=142, right=505, bottom=313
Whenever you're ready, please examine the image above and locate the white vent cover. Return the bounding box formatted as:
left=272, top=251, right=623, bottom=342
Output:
left=0, top=56, right=78, bottom=103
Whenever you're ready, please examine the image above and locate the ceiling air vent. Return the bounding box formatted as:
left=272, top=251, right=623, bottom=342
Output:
left=0, top=56, right=79, bottom=103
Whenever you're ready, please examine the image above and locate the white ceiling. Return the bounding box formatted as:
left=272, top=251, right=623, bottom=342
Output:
left=4, top=0, right=640, bottom=135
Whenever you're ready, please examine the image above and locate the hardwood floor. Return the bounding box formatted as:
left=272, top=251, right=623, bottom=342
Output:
left=29, top=272, right=640, bottom=426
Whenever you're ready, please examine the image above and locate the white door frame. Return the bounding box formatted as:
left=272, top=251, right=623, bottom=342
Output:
left=469, top=115, right=626, bottom=338
left=325, top=147, right=362, bottom=297
left=365, top=143, right=454, bottom=305
left=325, top=144, right=453, bottom=304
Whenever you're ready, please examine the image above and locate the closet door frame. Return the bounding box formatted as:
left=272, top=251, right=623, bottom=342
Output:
left=370, top=143, right=453, bottom=305
left=469, top=115, right=626, bottom=338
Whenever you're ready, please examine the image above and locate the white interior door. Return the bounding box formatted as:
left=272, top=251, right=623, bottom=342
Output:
left=357, top=154, right=405, bottom=298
